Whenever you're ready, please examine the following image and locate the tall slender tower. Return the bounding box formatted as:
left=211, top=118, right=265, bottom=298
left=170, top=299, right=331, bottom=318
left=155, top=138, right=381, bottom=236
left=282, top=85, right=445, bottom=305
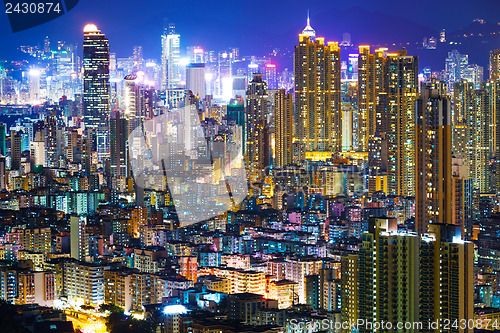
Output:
left=0, top=123, right=6, bottom=156
left=246, top=73, right=269, bottom=183
left=273, top=89, right=293, bottom=168
left=489, top=49, right=500, bottom=80
left=83, top=24, right=110, bottom=162
left=454, top=80, right=492, bottom=192
left=357, top=46, right=387, bottom=151
left=161, top=23, right=180, bottom=90
left=110, top=110, right=128, bottom=177
left=415, top=79, right=452, bottom=235
left=294, top=16, right=341, bottom=159
left=385, top=50, right=419, bottom=197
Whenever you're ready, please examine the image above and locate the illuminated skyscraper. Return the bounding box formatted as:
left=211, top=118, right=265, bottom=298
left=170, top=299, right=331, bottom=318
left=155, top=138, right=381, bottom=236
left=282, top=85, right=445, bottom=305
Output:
left=453, top=80, right=492, bottom=192
left=462, top=64, right=484, bottom=89
left=264, top=63, right=278, bottom=90
left=83, top=24, right=110, bottom=162
left=132, top=45, right=143, bottom=70
left=28, top=68, right=41, bottom=102
left=415, top=79, right=452, bottom=235
left=272, top=89, right=293, bottom=168
left=294, top=17, right=341, bottom=158
left=186, top=63, right=206, bottom=99
left=484, top=80, right=500, bottom=192
left=385, top=50, right=418, bottom=197
left=123, top=73, right=153, bottom=134
left=0, top=123, right=6, bottom=156
left=422, top=224, right=474, bottom=332
left=357, top=46, right=387, bottom=151
left=70, top=216, right=87, bottom=261
left=110, top=110, right=128, bottom=177
left=452, top=157, right=474, bottom=239
left=355, top=218, right=473, bottom=333
left=444, top=49, right=468, bottom=92
left=44, top=112, right=63, bottom=168
left=489, top=49, right=500, bottom=80
left=161, top=23, right=180, bottom=90
left=246, top=73, right=269, bottom=183
left=10, top=130, right=21, bottom=171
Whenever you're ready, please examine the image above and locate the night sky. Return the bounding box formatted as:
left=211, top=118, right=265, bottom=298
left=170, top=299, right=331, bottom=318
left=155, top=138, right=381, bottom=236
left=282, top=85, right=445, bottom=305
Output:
left=0, top=0, right=499, bottom=63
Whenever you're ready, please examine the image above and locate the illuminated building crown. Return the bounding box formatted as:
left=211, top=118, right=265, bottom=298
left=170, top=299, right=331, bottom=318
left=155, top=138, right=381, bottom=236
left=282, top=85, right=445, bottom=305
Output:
left=302, top=12, right=316, bottom=39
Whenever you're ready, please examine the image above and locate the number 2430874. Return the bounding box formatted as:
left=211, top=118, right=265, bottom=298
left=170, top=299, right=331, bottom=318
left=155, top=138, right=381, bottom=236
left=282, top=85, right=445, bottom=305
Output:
left=5, top=2, right=62, bottom=14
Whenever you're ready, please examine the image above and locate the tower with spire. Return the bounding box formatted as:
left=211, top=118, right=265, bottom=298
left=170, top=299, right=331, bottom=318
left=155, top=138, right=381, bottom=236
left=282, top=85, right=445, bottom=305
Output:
left=294, top=11, right=342, bottom=157
left=302, top=11, right=316, bottom=40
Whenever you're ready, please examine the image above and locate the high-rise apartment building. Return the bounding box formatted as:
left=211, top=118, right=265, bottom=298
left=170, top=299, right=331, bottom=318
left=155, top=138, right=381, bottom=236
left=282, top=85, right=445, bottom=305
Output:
left=110, top=110, right=128, bottom=177
left=385, top=50, right=419, bottom=197
left=453, top=80, right=492, bottom=192
left=10, top=130, right=22, bottom=171
left=245, top=73, right=269, bottom=183
left=273, top=89, right=293, bottom=168
left=70, top=216, right=87, bottom=261
left=357, top=46, right=387, bottom=151
left=352, top=218, right=474, bottom=333
left=451, top=157, right=474, bottom=240
left=341, top=255, right=358, bottom=326
left=358, top=218, right=420, bottom=331
left=13, top=227, right=52, bottom=253
left=0, top=123, right=6, bottom=156
left=415, top=80, right=453, bottom=234
left=285, top=257, right=322, bottom=304
left=64, top=260, right=105, bottom=306
left=44, top=112, right=63, bottom=168
left=422, top=224, right=474, bottom=333
left=489, top=49, right=500, bottom=80
left=294, top=18, right=341, bottom=158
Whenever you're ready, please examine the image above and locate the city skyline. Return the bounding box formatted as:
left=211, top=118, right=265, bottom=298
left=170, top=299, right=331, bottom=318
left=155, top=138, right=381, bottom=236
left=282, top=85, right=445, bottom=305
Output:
left=0, top=3, right=499, bottom=333
left=0, top=2, right=499, bottom=69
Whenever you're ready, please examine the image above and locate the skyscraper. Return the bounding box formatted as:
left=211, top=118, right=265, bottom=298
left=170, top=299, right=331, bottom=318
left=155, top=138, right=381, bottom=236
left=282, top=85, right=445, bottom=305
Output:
left=489, top=49, right=500, bottom=80
left=423, top=224, right=474, bottom=332
left=357, top=46, right=387, bottom=151
left=0, top=123, right=6, bottom=156
left=452, top=157, right=474, bottom=239
left=161, top=23, right=180, bottom=90
left=246, top=73, right=269, bottom=183
left=358, top=218, right=419, bottom=331
left=453, top=80, right=492, bottom=192
left=415, top=80, right=452, bottom=235
left=354, top=218, right=474, bottom=333
left=10, top=130, right=21, bottom=171
left=186, top=63, right=206, bottom=99
left=83, top=24, right=110, bottom=162
left=44, top=112, right=63, bottom=168
left=123, top=74, right=151, bottom=135
left=385, top=50, right=419, bottom=197
left=444, top=49, right=469, bottom=92
left=264, top=63, right=278, bottom=90
left=70, top=215, right=87, bottom=261
left=294, top=17, right=341, bottom=159
left=132, top=45, right=143, bottom=70
left=110, top=110, right=128, bottom=177
left=273, top=89, right=293, bottom=168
